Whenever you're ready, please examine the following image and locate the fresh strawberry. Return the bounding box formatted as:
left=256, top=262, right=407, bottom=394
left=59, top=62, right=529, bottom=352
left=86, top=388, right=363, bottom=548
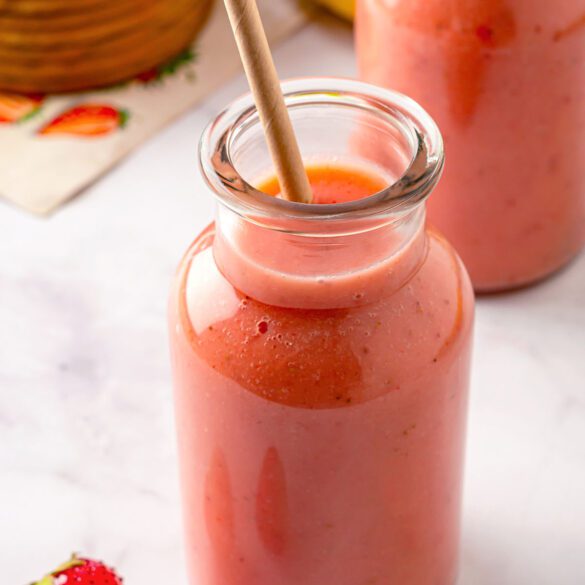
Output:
left=135, top=68, right=159, bottom=83
left=0, top=92, right=44, bottom=124
left=39, top=104, right=129, bottom=137
left=32, top=554, right=122, bottom=585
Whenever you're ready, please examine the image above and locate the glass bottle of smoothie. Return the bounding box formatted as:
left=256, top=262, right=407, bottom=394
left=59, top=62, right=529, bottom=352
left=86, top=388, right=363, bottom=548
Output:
left=169, top=78, right=474, bottom=585
left=356, top=0, right=585, bottom=291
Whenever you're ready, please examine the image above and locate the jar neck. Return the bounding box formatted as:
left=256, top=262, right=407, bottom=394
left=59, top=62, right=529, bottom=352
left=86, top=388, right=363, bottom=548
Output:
left=213, top=203, right=428, bottom=309
left=200, top=78, right=444, bottom=309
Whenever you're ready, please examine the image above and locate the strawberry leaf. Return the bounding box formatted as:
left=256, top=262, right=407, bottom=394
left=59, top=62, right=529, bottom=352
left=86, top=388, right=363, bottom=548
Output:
left=18, top=106, right=42, bottom=124
left=159, top=48, right=196, bottom=76
left=51, top=554, right=84, bottom=575
left=32, top=577, right=54, bottom=585
left=118, top=109, right=130, bottom=129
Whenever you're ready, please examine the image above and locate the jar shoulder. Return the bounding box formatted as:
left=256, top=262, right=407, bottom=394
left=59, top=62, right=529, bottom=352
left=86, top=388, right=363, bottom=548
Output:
left=169, top=224, right=473, bottom=408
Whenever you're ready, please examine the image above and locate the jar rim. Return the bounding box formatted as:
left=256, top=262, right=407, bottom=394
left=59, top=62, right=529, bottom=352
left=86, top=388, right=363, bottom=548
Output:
left=199, top=77, right=444, bottom=223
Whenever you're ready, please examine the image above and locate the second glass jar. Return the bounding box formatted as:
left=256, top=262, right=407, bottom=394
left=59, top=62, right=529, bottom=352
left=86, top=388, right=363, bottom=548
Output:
left=357, top=0, right=585, bottom=291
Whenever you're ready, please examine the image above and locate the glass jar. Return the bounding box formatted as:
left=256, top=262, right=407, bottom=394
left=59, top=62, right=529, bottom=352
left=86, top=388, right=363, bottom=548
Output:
left=356, top=0, right=585, bottom=291
left=169, top=78, right=474, bottom=585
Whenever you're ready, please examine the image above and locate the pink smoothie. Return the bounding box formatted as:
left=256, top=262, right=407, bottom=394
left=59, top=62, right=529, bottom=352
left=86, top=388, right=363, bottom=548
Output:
left=357, top=0, right=585, bottom=290
left=169, top=164, right=474, bottom=585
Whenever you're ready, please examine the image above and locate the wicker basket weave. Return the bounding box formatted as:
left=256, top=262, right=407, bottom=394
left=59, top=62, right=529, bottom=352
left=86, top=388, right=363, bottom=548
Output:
left=0, top=0, right=213, bottom=93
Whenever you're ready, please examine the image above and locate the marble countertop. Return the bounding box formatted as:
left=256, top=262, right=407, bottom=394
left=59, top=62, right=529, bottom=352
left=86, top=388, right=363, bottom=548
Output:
left=1, top=18, right=584, bottom=585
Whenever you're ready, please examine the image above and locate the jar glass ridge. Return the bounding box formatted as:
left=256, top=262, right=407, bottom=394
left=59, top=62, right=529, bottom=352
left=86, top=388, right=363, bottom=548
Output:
left=199, top=78, right=445, bottom=226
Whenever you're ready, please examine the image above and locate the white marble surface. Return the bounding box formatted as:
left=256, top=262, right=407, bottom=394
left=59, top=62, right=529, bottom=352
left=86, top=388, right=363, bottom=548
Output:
left=1, top=17, right=585, bottom=585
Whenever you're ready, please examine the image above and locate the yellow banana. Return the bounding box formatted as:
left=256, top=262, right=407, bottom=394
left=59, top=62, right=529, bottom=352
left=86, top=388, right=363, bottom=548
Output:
left=312, top=0, right=355, bottom=22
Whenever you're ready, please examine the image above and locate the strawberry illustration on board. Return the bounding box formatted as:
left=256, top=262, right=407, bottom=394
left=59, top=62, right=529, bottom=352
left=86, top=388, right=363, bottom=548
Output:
left=136, top=48, right=196, bottom=84
left=39, top=104, right=129, bottom=137
left=31, top=554, right=123, bottom=585
left=0, top=92, right=44, bottom=124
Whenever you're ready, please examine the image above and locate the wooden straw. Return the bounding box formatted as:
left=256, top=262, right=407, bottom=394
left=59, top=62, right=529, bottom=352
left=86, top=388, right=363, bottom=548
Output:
left=223, top=0, right=313, bottom=203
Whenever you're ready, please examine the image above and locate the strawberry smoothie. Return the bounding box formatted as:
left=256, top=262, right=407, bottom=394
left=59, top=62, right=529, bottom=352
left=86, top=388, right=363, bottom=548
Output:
left=169, top=80, right=474, bottom=585
left=357, top=0, right=585, bottom=290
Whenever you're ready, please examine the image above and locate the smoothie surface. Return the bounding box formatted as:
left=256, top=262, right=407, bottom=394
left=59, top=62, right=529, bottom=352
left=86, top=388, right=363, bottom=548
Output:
left=258, top=163, right=388, bottom=204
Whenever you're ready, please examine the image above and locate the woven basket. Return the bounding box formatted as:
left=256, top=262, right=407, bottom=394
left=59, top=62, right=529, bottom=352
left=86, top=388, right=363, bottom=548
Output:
left=0, top=0, right=213, bottom=93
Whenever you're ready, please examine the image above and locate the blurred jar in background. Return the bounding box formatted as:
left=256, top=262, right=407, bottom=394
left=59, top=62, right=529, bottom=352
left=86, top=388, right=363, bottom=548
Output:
left=356, top=0, right=585, bottom=291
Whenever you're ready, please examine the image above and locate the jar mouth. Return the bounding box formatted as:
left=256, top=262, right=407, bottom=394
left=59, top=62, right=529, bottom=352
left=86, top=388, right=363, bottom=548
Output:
left=199, top=77, right=444, bottom=224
